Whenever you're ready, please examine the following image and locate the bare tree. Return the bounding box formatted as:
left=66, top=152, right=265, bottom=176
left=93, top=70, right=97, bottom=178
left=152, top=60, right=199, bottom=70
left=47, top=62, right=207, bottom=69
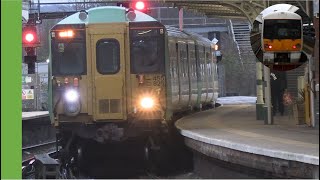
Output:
left=69, top=0, right=114, bottom=11
left=37, top=19, right=61, bottom=62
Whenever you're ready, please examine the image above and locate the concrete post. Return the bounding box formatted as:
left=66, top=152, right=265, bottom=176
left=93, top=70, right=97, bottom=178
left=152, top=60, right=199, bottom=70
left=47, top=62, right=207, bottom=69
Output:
left=308, top=59, right=315, bottom=127
left=264, top=66, right=273, bottom=125
left=179, top=8, right=183, bottom=31
left=257, top=0, right=268, bottom=121
left=256, top=61, right=264, bottom=120
left=313, top=0, right=319, bottom=128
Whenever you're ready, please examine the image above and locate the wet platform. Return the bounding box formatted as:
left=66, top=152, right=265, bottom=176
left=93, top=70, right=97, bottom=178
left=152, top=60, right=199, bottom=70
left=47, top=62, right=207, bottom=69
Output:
left=22, top=111, right=49, bottom=120
left=175, top=104, right=319, bottom=178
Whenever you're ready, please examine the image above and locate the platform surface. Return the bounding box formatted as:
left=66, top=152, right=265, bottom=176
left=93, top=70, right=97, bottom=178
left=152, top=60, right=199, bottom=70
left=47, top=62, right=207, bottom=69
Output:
left=175, top=101, right=319, bottom=165
left=22, top=111, right=49, bottom=120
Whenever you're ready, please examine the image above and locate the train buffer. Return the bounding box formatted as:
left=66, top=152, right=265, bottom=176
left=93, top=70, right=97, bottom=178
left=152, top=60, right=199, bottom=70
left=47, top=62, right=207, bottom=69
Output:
left=34, top=153, right=59, bottom=179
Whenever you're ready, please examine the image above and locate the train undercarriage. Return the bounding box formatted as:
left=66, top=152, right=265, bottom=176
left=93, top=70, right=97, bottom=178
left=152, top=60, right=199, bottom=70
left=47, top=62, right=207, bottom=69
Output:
left=54, top=118, right=184, bottom=177
left=23, top=105, right=217, bottom=178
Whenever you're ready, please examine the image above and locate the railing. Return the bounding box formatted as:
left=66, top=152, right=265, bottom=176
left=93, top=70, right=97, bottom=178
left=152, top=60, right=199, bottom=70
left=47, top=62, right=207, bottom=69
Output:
left=22, top=72, right=48, bottom=112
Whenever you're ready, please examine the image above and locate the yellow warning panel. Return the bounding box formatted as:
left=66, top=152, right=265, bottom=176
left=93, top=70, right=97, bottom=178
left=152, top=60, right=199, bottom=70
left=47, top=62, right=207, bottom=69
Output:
left=22, top=89, right=34, bottom=100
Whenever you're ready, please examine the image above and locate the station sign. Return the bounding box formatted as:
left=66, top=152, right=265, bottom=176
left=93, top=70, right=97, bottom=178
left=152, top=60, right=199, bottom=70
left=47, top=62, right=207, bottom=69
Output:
left=22, top=74, right=40, bottom=85
left=22, top=76, right=32, bottom=84
left=22, top=89, right=34, bottom=100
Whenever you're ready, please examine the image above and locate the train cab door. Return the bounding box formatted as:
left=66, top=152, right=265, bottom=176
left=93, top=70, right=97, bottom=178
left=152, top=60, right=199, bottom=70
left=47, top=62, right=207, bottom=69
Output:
left=89, top=25, right=126, bottom=121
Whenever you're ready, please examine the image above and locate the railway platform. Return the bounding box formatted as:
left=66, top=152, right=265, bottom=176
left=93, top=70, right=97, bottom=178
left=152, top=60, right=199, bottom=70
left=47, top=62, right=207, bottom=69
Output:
left=22, top=111, right=54, bottom=149
left=22, top=111, right=49, bottom=120
left=175, top=98, right=319, bottom=178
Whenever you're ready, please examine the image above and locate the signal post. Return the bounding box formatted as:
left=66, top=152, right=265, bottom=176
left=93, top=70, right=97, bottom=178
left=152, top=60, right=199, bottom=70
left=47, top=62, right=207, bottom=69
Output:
left=22, top=20, right=40, bottom=110
left=22, top=20, right=39, bottom=74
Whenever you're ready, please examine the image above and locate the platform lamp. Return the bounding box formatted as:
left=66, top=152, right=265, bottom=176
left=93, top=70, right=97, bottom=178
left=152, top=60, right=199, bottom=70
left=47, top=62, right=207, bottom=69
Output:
left=211, top=37, right=219, bottom=50
left=211, top=38, right=222, bottom=62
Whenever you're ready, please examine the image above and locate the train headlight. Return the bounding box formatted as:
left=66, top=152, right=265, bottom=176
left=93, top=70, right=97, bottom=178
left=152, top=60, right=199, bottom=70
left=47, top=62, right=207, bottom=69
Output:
left=140, top=97, right=154, bottom=109
left=64, top=89, right=81, bottom=116
left=65, top=89, right=79, bottom=102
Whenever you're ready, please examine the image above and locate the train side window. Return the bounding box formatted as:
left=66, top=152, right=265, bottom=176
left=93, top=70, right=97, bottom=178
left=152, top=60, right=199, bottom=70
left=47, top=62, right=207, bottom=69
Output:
left=206, top=51, right=211, bottom=75
left=189, top=45, right=196, bottom=77
left=199, top=46, right=204, bottom=76
left=186, top=44, right=190, bottom=77
left=179, top=43, right=187, bottom=78
left=176, top=43, right=182, bottom=79
left=169, top=41, right=176, bottom=78
left=96, top=39, right=120, bottom=74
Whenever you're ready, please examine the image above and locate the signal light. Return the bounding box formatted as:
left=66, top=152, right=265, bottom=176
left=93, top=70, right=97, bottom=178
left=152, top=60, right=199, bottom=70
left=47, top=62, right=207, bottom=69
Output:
left=135, top=1, right=145, bottom=11
left=131, top=1, right=150, bottom=13
left=22, top=25, right=39, bottom=47
left=25, top=33, right=35, bottom=42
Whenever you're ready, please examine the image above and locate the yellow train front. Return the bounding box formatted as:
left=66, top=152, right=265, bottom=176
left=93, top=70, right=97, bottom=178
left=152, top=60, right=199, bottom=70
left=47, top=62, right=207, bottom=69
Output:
left=261, top=11, right=303, bottom=64
left=48, top=6, right=218, bottom=170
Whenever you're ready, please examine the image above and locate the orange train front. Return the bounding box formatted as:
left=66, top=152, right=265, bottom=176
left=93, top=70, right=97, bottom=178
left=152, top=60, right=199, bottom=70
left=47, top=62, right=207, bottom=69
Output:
left=261, top=11, right=303, bottom=64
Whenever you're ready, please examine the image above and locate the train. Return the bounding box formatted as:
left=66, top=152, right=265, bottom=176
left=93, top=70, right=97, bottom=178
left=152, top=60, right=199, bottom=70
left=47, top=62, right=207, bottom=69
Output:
left=48, top=6, right=219, bottom=173
left=261, top=10, right=303, bottom=64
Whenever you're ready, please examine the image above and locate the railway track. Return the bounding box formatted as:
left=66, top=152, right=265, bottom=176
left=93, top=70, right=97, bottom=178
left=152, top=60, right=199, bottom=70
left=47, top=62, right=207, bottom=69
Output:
left=22, top=150, right=58, bottom=179
left=22, top=140, right=56, bottom=151
left=22, top=140, right=56, bottom=163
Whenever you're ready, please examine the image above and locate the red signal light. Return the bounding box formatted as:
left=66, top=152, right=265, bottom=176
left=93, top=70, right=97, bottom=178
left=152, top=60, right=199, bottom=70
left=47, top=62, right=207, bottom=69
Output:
left=25, top=33, right=35, bottom=42
left=22, top=26, right=39, bottom=47
left=135, top=1, right=145, bottom=10
left=268, top=45, right=272, bottom=49
left=131, top=1, right=150, bottom=14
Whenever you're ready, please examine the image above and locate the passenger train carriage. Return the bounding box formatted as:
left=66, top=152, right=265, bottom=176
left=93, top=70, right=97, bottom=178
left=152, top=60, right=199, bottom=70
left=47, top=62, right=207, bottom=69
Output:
left=49, top=6, right=219, bottom=171
left=262, top=11, right=303, bottom=64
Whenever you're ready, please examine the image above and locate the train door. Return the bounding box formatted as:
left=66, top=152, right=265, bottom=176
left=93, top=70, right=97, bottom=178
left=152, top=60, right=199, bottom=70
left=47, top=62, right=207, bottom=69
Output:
left=89, top=25, right=126, bottom=120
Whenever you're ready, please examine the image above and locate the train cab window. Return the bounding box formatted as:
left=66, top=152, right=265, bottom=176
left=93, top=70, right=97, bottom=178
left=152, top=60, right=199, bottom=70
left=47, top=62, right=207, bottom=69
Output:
left=96, top=39, right=120, bottom=74
left=263, top=20, right=301, bottom=39
left=51, top=24, right=86, bottom=76
left=130, top=28, right=165, bottom=74
left=52, top=42, right=86, bottom=75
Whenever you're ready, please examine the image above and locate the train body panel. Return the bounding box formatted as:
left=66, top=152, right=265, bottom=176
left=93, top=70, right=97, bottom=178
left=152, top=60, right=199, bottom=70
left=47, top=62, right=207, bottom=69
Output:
left=166, top=27, right=216, bottom=111
left=89, top=23, right=127, bottom=121
left=261, top=11, right=303, bottom=63
left=49, top=6, right=218, bottom=143
left=263, top=39, right=302, bottom=52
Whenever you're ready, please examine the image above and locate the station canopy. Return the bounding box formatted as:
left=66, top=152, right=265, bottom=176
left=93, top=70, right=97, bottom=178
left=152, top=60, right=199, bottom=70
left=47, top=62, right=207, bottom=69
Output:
left=30, top=0, right=312, bottom=24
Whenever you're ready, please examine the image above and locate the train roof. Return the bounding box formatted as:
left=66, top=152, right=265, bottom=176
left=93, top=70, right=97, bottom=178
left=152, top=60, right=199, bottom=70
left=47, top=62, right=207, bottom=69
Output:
left=263, top=11, right=301, bottom=20
left=166, top=26, right=212, bottom=46
left=57, top=6, right=157, bottom=25
left=166, top=26, right=189, bottom=38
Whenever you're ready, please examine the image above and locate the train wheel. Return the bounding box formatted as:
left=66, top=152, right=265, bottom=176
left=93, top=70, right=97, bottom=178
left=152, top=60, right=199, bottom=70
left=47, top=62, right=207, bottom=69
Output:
left=144, top=136, right=171, bottom=176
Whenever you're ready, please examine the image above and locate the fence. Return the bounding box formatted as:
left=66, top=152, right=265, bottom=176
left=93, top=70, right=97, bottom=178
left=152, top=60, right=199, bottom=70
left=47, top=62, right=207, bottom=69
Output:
left=22, top=73, right=48, bottom=112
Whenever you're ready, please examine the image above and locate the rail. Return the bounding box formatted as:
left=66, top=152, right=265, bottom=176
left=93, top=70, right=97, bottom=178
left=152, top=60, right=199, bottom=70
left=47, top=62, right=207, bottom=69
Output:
left=22, top=140, right=56, bottom=151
